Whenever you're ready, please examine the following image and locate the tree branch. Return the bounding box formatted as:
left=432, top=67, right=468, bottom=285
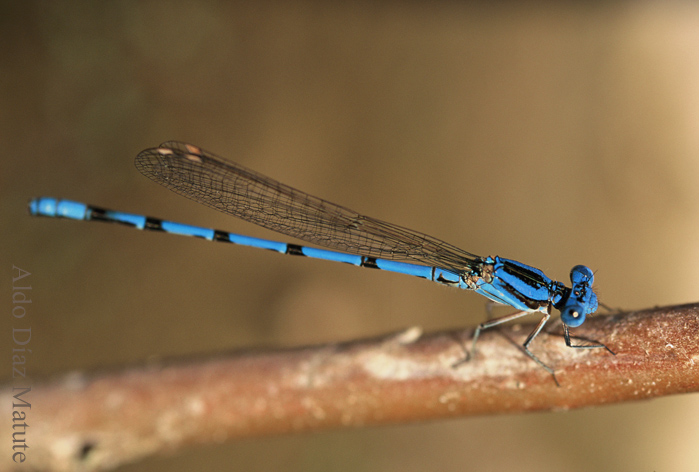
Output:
left=2, top=303, right=698, bottom=471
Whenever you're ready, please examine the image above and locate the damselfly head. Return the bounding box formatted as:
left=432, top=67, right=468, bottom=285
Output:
left=561, top=265, right=598, bottom=327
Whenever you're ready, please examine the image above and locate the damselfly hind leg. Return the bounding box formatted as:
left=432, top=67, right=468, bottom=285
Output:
left=453, top=309, right=563, bottom=386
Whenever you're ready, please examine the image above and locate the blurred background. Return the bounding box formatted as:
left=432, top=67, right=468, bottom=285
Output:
left=2, top=1, right=699, bottom=470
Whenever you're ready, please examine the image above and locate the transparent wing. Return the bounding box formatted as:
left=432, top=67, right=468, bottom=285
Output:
left=135, top=141, right=482, bottom=274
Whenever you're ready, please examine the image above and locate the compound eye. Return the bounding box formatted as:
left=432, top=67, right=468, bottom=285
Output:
left=570, top=265, right=594, bottom=286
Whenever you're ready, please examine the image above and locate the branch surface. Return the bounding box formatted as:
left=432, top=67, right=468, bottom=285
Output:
left=2, top=303, right=698, bottom=471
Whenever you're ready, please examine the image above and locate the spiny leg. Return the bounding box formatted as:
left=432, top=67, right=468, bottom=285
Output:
left=597, top=301, right=623, bottom=315
left=453, top=309, right=562, bottom=386
left=454, top=309, right=531, bottom=365
left=563, top=325, right=616, bottom=355
left=521, top=312, right=560, bottom=387
left=452, top=309, right=529, bottom=368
